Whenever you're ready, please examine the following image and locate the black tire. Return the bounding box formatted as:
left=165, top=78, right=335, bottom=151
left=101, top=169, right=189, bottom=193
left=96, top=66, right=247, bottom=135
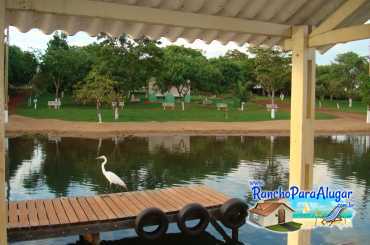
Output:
left=135, top=207, right=169, bottom=240
left=177, top=203, right=210, bottom=236
left=220, top=198, right=248, bottom=229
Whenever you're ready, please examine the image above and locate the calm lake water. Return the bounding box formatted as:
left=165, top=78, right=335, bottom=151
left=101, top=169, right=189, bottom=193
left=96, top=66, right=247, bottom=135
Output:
left=6, top=135, right=370, bottom=245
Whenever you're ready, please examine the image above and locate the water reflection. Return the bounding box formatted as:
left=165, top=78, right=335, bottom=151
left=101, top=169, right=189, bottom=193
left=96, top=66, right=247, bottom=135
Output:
left=6, top=135, right=370, bottom=245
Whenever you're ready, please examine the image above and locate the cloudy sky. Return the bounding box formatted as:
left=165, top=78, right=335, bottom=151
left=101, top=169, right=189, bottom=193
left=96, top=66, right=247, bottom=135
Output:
left=8, top=26, right=370, bottom=65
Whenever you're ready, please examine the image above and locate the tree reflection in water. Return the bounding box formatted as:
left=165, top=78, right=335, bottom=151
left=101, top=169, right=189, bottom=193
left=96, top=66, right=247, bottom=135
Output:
left=6, top=135, right=370, bottom=200
left=5, top=135, right=370, bottom=245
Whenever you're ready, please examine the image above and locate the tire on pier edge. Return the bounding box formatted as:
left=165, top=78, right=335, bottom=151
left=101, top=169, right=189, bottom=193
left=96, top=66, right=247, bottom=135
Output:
left=135, top=207, right=169, bottom=240
left=219, top=198, right=248, bottom=229
left=177, top=203, right=210, bottom=236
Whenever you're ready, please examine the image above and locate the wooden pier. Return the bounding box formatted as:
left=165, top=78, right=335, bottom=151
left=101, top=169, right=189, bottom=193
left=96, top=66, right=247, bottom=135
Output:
left=7, top=185, right=230, bottom=242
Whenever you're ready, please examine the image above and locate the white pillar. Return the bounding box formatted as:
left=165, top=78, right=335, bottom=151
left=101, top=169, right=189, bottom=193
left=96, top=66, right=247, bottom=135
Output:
left=289, top=26, right=315, bottom=190
left=366, top=106, right=370, bottom=124
left=4, top=26, right=8, bottom=123
left=114, top=107, right=119, bottom=120
left=98, top=113, right=102, bottom=123
left=0, top=0, right=8, bottom=244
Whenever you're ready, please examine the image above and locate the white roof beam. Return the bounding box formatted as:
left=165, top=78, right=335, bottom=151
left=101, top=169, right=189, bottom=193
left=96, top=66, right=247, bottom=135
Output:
left=6, top=0, right=292, bottom=37
left=309, top=24, right=370, bottom=47
left=310, top=0, right=367, bottom=37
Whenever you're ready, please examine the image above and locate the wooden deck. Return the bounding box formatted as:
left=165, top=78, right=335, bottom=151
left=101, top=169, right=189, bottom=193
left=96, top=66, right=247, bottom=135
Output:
left=7, top=185, right=230, bottom=242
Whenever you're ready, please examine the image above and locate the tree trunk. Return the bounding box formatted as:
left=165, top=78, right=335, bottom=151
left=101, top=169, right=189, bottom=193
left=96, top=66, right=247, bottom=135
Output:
left=348, top=97, right=352, bottom=108
left=54, top=81, right=60, bottom=110
left=367, top=105, right=370, bottom=124
left=271, top=89, right=275, bottom=119
left=330, top=95, right=333, bottom=101
left=54, top=81, right=60, bottom=100
left=96, top=99, right=102, bottom=123
left=115, top=106, right=119, bottom=120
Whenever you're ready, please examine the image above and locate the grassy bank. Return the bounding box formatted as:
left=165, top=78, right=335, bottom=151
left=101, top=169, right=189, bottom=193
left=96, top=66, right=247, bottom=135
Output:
left=15, top=94, right=336, bottom=122
left=319, top=99, right=368, bottom=114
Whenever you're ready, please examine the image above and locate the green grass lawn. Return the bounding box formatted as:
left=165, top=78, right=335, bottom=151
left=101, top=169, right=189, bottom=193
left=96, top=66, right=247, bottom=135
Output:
left=318, top=99, right=368, bottom=114
left=266, top=222, right=302, bottom=232
left=15, top=94, right=335, bottom=122
left=256, top=95, right=368, bottom=115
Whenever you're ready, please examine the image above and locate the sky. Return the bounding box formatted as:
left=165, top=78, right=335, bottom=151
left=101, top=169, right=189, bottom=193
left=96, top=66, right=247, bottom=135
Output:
left=8, top=26, right=370, bottom=65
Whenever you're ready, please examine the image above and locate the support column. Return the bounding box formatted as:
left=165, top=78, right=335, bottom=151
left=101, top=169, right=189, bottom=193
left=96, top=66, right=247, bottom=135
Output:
left=0, top=0, right=7, bottom=244
left=4, top=26, right=8, bottom=123
left=289, top=26, right=315, bottom=190
left=288, top=25, right=315, bottom=245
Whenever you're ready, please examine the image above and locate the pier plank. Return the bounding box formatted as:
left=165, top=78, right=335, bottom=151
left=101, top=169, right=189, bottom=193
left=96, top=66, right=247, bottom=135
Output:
left=101, top=195, right=124, bottom=218
left=8, top=185, right=231, bottom=243
left=94, top=196, right=116, bottom=220
left=109, top=194, right=135, bottom=217
left=198, top=186, right=229, bottom=202
left=77, top=197, right=98, bottom=222
left=173, top=187, right=213, bottom=206
left=124, top=192, right=148, bottom=211
left=157, top=189, right=184, bottom=209
left=181, top=186, right=221, bottom=206
left=85, top=196, right=108, bottom=221
left=52, top=199, right=69, bottom=224
left=43, top=199, right=60, bottom=225
left=26, top=200, right=39, bottom=227
left=8, top=202, right=19, bottom=228
left=17, top=201, right=29, bottom=227
left=68, top=197, right=88, bottom=222
left=60, top=198, right=79, bottom=223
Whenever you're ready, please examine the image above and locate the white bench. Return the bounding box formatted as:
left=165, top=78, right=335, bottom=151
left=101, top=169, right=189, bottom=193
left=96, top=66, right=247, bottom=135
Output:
left=112, top=101, right=125, bottom=108
left=162, top=102, right=175, bottom=110
left=216, top=103, right=228, bottom=111
left=266, top=104, right=279, bottom=111
left=48, top=100, right=61, bottom=109
left=202, top=98, right=212, bottom=105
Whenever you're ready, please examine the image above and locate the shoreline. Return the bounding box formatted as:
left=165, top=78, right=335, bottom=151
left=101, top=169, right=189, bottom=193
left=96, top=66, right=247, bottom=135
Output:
left=5, top=115, right=370, bottom=139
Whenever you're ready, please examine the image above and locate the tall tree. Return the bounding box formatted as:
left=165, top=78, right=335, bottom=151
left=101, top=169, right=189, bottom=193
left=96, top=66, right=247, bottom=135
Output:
left=249, top=47, right=291, bottom=118
left=316, top=65, right=342, bottom=101
left=209, top=57, right=245, bottom=94
left=334, top=52, right=367, bottom=107
left=40, top=32, right=70, bottom=99
left=74, top=70, right=119, bottom=123
left=8, top=46, right=38, bottom=86
left=40, top=32, right=93, bottom=99
left=95, top=34, right=163, bottom=97
left=360, top=75, right=370, bottom=123
left=158, top=45, right=207, bottom=96
left=234, top=80, right=252, bottom=110
left=225, top=49, right=255, bottom=84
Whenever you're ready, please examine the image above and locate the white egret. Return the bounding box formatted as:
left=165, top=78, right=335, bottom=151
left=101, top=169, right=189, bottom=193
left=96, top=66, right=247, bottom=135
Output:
left=96, top=155, right=127, bottom=190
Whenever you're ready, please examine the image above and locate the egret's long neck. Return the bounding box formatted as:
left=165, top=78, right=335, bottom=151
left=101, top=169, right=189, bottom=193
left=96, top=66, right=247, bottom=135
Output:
left=101, top=158, right=107, bottom=173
